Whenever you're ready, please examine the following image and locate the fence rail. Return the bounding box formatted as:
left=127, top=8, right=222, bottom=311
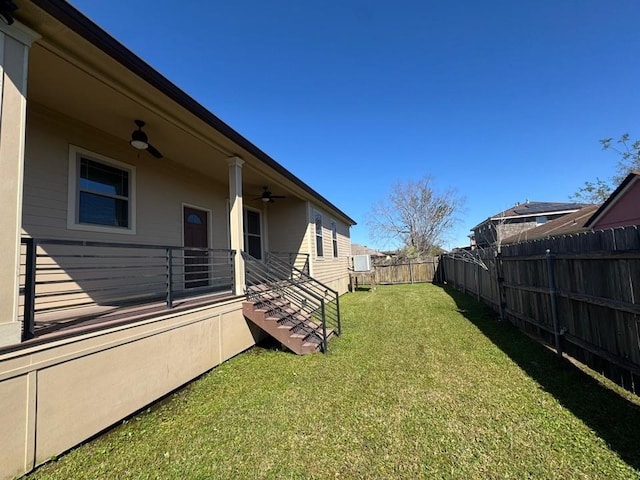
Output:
left=439, top=226, right=640, bottom=395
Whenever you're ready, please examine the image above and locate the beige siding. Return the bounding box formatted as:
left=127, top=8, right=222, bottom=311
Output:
left=307, top=203, right=351, bottom=294
left=267, top=199, right=308, bottom=255
left=0, top=299, right=258, bottom=480
left=22, top=107, right=229, bottom=249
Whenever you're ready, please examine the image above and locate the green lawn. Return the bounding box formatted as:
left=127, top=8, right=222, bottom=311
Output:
left=27, top=284, right=640, bottom=479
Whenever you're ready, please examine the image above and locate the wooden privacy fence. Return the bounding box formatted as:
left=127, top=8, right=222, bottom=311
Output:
left=439, top=226, right=640, bottom=395
left=350, top=258, right=439, bottom=286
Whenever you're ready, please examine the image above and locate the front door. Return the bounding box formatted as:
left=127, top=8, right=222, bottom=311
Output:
left=183, top=206, right=209, bottom=288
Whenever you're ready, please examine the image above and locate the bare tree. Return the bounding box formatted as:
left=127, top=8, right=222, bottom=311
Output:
left=367, top=176, right=463, bottom=256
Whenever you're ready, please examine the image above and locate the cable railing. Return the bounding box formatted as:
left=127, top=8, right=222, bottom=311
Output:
left=265, top=252, right=341, bottom=335
left=242, top=251, right=331, bottom=352
left=268, top=251, right=310, bottom=275
left=19, top=237, right=235, bottom=340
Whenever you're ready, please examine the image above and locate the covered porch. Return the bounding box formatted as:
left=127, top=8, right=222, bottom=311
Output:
left=1, top=3, right=317, bottom=349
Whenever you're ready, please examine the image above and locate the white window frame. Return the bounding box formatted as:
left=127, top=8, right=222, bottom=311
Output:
left=314, top=210, right=324, bottom=258
left=331, top=220, right=338, bottom=258
left=67, top=145, right=136, bottom=235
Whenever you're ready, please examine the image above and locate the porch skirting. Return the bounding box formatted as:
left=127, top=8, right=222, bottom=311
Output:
left=0, top=298, right=260, bottom=480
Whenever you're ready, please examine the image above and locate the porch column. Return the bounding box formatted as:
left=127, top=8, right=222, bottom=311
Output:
left=228, top=157, right=245, bottom=295
left=0, top=21, right=40, bottom=347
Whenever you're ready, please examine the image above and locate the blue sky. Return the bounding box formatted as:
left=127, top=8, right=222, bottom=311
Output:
left=69, top=0, right=640, bottom=250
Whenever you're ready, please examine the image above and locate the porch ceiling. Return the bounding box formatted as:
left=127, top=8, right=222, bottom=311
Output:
left=29, top=42, right=282, bottom=192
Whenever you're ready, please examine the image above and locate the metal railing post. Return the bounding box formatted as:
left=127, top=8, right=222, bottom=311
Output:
left=320, top=299, right=328, bottom=353
left=166, top=248, right=173, bottom=308
left=546, top=249, right=563, bottom=358
left=22, top=238, right=37, bottom=341
left=335, top=293, right=341, bottom=335
left=232, top=250, right=238, bottom=293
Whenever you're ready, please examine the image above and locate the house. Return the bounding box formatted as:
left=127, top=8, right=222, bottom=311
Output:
left=585, top=171, right=640, bottom=230
left=0, top=2, right=355, bottom=479
left=501, top=204, right=600, bottom=244
left=470, top=201, right=589, bottom=248
left=494, top=172, right=640, bottom=246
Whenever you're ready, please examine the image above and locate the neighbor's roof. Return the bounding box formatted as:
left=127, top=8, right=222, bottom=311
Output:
left=351, top=244, right=385, bottom=257
left=23, top=0, right=356, bottom=226
left=470, top=201, right=590, bottom=231
left=584, top=171, right=640, bottom=229
left=501, top=204, right=600, bottom=245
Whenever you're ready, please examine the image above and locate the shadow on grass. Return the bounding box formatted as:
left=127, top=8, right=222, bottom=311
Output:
left=438, top=284, right=640, bottom=471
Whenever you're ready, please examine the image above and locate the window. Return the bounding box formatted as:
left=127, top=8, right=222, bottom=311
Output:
left=314, top=211, right=324, bottom=257
left=68, top=146, right=136, bottom=234
left=331, top=221, right=338, bottom=257
left=244, top=209, right=262, bottom=260
left=536, top=215, right=548, bottom=225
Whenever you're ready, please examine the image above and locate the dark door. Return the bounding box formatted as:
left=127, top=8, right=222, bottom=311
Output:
left=183, top=206, right=209, bottom=288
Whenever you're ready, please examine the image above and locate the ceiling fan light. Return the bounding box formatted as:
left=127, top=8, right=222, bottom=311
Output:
left=130, top=129, right=149, bottom=150
left=261, top=196, right=270, bottom=203
left=130, top=139, right=148, bottom=150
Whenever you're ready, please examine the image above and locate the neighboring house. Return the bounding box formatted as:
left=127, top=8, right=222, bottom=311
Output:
left=0, top=3, right=355, bottom=479
left=495, top=172, right=640, bottom=246
left=501, top=204, right=600, bottom=245
left=585, top=171, right=640, bottom=230
left=471, top=201, right=589, bottom=248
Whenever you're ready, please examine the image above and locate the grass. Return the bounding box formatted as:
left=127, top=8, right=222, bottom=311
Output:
left=26, top=284, right=640, bottom=479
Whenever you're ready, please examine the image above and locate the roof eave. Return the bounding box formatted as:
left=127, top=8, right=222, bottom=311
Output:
left=584, top=172, right=639, bottom=228
left=25, top=0, right=356, bottom=226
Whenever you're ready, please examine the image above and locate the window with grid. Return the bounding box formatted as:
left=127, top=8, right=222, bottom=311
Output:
left=331, top=221, right=338, bottom=257
left=77, top=157, right=131, bottom=228
left=314, top=211, right=324, bottom=257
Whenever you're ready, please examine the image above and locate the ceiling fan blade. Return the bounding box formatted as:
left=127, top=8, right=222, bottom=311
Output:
left=271, top=195, right=286, bottom=199
left=147, top=143, right=163, bottom=159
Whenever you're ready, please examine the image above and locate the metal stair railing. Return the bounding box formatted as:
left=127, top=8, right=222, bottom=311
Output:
left=268, top=251, right=310, bottom=275
left=242, top=252, right=329, bottom=352
left=265, top=253, right=341, bottom=336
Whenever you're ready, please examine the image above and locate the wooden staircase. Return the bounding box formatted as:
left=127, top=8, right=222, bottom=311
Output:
left=243, top=284, right=334, bottom=355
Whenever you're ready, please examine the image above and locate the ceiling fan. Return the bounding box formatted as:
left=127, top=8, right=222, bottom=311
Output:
left=129, top=120, right=163, bottom=159
left=254, top=187, right=286, bottom=203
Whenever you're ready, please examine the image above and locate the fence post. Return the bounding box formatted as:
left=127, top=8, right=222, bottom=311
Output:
left=409, top=260, right=414, bottom=284
left=545, top=249, right=563, bottom=358
left=166, top=248, right=173, bottom=309
left=22, top=238, right=37, bottom=341
left=496, top=251, right=505, bottom=322
left=449, top=257, right=457, bottom=289
left=475, top=262, right=481, bottom=302
left=462, top=258, right=467, bottom=294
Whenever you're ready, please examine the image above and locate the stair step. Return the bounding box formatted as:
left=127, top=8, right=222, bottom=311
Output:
left=243, top=282, right=336, bottom=355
